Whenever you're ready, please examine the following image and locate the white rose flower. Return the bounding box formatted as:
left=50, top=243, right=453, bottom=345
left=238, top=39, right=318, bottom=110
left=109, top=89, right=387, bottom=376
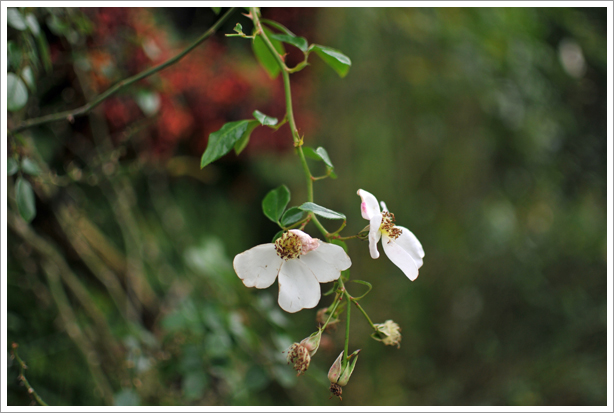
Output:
left=233, top=229, right=351, bottom=313
left=357, top=189, right=425, bottom=281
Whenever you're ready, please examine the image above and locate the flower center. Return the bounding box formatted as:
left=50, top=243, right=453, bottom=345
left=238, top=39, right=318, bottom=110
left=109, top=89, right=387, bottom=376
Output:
left=275, top=231, right=303, bottom=260
left=380, top=211, right=402, bottom=242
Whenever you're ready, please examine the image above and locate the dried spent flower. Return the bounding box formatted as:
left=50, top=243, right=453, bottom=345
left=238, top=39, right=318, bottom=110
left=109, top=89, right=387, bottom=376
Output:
left=372, top=320, right=402, bottom=348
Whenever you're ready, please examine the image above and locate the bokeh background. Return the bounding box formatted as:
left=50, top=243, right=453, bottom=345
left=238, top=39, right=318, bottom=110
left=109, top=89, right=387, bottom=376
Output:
left=6, top=7, right=608, bottom=406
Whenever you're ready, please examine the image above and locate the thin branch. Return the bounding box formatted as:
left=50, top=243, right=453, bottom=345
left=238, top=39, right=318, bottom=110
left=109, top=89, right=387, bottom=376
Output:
left=10, top=7, right=236, bottom=134
left=10, top=343, right=49, bottom=406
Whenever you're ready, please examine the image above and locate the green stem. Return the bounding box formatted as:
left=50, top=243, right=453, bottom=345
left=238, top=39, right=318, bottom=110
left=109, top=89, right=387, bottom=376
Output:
left=320, top=293, right=342, bottom=330
left=352, top=297, right=378, bottom=331
left=10, top=8, right=236, bottom=134
left=11, top=345, right=49, bottom=406
left=343, top=286, right=351, bottom=369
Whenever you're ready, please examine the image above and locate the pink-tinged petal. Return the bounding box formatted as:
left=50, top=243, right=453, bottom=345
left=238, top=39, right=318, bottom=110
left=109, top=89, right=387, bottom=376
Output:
left=300, top=242, right=351, bottom=283
left=368, top=215, right=383, bottom=259
left=277, top=259, right=321, bottom=313
left=233, top=244, right=283, bottom=288
left=395, top=226, right=425, bottom=269
left=380, top=201, right=388, bottom=212
left=357, top=189, right=381, bottom=220
left=381, top=234, right=420, bottom=281
left=289, top=229, right=320, bottom=254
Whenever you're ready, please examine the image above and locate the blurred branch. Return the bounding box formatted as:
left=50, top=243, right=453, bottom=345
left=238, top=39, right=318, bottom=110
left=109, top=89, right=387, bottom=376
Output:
left=9, top=7, right=236, bottom=134
left=55, top=204, right=140, bottom=322
left=10, top=343, right=49, bottom=406
left=7, top=209, right=120, bottom=360
left=8, top=210, right=116, bottom=404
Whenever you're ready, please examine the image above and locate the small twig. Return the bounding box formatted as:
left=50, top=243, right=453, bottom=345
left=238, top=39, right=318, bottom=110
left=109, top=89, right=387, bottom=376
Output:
left=10, top=343, right=49, bottom=406
left=10, top=7, right=236, bottom=134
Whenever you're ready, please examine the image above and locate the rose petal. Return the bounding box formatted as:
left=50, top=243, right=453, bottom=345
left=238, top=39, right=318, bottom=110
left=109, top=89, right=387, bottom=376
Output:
left=289, top=229, right=320, bottom=254
left=381, top=234, right=420, bottom=281
left=368, top=215, right=383, bottom=259
left=394, top=226, right=425, bottom=269
left=233, top=244, right=282, bottom=288
left=300, top=242, right=351, bottom=283
left=380, top=201, right=388, bottom=212
left=277, top=259, right=321, bottom=313
left=357, top=189, right=381, bottom=220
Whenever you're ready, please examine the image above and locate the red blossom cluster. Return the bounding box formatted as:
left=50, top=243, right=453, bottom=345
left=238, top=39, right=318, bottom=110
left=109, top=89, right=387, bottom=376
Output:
left=80, top=7, right=318, bottom=161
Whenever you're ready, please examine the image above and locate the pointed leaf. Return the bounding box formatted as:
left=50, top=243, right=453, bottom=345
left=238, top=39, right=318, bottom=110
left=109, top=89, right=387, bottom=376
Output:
left=252, top=27, right=285, bottom=78
left=315, top=147, right=334, bottom=168
left=313, top=45, right=351, bottom=78
left=233, top=121, right=259, bottom=155
left=8, top=158, right=20, bottom=176
left=299, top=202, right=346, bottom=220
left=21, top=158, right=41, bottom=176
left=26, top=14, right=40, bottom=35
left=21, top=66, right=36, bottom=92
left=8, top=8, right=27, bottom=31
left=281, top=207, right=305, bottom=227
left=211, top=7, right=221, bottom=15
left=16, top=177, right=36, bottom=223
left=262, top=185, right=291, bottom=223
left=201, top=120, right=257, bottom=168
left=253, top=110, right=278, bottom=126
left=7, top=73, right=28, bottom=112
left=8, top=41, right=22, bottom=71
left=270, top=33, right=308, bottom=52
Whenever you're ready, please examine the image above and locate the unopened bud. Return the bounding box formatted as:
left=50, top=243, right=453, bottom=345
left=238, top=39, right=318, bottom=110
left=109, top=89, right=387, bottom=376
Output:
left=299, top=329, right=322, bottom=357
left=371, top=320, right=401, bottom=348
left=328, top=349, right=360, bottom=387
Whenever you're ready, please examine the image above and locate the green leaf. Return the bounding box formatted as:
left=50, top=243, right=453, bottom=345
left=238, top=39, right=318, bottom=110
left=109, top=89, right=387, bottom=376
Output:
left=253, top=110, right=278, bottom=126
left=183, top=371, right=209, bottom=401
left=8, top=158, right=20, bottom=176
left=261, top=19, right=297, bottom=37
left=114, top=389, right=140, bottom=406
left=252, top=27, right=285, bottom=79
left=233, top=23, right=243, bottom=33
left=270, top=33, right=309, bottom=52
left=21, top=66, right=36, bottom=92
left=7, top=73, right=29, bottom=112
left=315, top=147, right=334, bottom=168
left=16, top=177, right=36, bottom=223
left=201, top=120, right=258, bottom=168
left=21, top=158, right=41, bottom=176
left=211, top=7, right=221, bottom=15
left=233, top=121, right=259, bottom=155
left=262, top=185, right=291, bottom=223
left=135, top=90, right=161, bottom=117
left=299, top=202, right=346, bottom=220
left=313, top=45, right=352, bottom=78
left=281, top=207, right=305, bottom=227
left=8, top=8, right=27, bottom=31
left=26, top=14, right=40, bottom=35
left=7, top=41, right=22, bottom=71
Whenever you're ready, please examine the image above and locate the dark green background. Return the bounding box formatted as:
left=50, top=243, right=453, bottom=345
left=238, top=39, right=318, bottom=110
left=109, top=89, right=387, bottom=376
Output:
left=7, top=7, right=607, bottom=406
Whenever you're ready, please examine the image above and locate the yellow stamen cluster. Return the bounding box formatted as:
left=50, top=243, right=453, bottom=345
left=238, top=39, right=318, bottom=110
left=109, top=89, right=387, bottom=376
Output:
left=380, top=211, right=402, bottom=242
left=275, top=231, right=302, bottom=260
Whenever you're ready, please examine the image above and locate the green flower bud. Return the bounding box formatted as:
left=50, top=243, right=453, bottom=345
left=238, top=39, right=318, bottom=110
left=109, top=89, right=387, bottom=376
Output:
left=299, top=329, right=322, bottom=357
left=327, top=349, right=360, bottom=387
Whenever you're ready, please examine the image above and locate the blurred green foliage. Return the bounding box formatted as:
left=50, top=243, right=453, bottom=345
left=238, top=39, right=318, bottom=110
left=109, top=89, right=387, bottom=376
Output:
left=6, top=6, right=607, bottom=406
